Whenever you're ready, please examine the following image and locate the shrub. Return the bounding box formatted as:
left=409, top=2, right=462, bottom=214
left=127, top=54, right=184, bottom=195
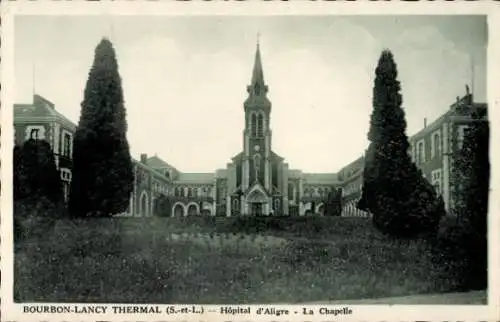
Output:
left=432, top=215, right=487, bottom=291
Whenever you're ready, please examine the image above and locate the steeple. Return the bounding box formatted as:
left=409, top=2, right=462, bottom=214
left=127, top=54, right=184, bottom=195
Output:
left=247, top=39, right=269, bottom=99
left=251, top=41, right=265, bottom=86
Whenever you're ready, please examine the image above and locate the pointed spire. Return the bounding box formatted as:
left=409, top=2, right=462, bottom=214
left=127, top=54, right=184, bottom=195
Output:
left=251, top=38, right=265, bottom=86
left=247, top=36, right=268, bottom=98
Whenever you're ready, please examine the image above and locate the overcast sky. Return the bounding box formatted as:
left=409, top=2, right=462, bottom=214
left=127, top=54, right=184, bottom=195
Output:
left=14, top=15, right=487, bottom=173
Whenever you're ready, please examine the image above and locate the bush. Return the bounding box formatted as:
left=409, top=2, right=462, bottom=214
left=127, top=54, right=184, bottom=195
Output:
left=14, top=197, right=66, bottom=244
left=431, top=215, right=487, bottom=291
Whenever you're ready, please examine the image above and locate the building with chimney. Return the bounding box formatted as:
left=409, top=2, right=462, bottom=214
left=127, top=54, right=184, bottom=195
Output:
left=13, top=44, right=487, bottom=217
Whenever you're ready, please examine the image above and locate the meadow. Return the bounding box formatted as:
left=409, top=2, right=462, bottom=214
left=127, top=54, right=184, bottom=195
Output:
left=14, top=216, right=460, bottom=304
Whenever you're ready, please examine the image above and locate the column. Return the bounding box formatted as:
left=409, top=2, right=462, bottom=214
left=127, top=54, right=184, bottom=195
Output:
left=442, top=121, right=450, bottom=211
left=226, top=195, right=231, bottom=217
left=242, top=158, right=249, bottom=191
left=265, top=159, right=270, bottom=189
left=264, top=199, right=271, bottom=216
left=228, top=163, right=236, bottom=193
left=53, top=123, right=61, bottom=169
left=283, top=163, right=289, bottom=215
left=264, top=131, right=271, bottom=190
left=212, top=180, right=217, bottom=216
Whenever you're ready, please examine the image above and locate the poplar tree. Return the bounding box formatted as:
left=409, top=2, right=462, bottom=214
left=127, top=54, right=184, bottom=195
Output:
left=69, top=38, right=134, bottom=217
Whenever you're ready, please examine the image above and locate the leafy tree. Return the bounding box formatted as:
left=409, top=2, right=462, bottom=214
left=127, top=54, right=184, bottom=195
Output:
left=69, top=38, right=134, bottom=217
left=358, top=50, right=444, bottom=238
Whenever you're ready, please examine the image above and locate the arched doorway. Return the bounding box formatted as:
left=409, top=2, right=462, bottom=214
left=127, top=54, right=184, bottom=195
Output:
left=187, top=203, right=198, bottom=216
left=140, top=192, right=149, bottom=217
left=173, top=203, right=184, bottom=217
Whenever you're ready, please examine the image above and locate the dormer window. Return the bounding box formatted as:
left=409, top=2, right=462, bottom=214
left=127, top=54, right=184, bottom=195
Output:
left=31, top=129, right=40, bottom=140
left=25, top=125, right=45, bottom=141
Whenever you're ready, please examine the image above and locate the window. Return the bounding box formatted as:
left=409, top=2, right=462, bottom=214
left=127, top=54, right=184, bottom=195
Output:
left=431, top=131, right=441, bottom=159
left=288, top=183, right=295, bottom=201
left=251, top=113, right=257, bottom=137
left=253, top=153, right=262, bottom=179
left=417, top=140, right=425, bottom=164
left=257, top=114, right=264, bottom=137
left=26, top=125, right=45, bottom=141
left=62, top=132, right=72, bottom=157
left=431, top=169, right=442, bottom=195
left=457, top=125, right=471, bottom=150
left=434, top=183, right=441, bottom=195
left=274, top=199, right=281, bottom=211
left=232, top=198, right=239, bottom=212
left=30, top=128, right=40, bottom=140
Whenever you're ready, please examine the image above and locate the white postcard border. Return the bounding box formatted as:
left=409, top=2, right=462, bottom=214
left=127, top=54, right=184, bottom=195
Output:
left=2, top=1, right=500, bottom=321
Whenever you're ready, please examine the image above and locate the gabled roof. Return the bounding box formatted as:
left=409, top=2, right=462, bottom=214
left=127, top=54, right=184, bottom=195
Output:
left=146, top=155, right=179, bottom=172
left=245, top=182, right=270, bottom=202
left=14, top=94, right=76, bottom=130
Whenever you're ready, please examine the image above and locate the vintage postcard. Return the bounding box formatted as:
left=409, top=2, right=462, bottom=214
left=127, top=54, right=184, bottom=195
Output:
left=1, top=1, right=499, bottom=321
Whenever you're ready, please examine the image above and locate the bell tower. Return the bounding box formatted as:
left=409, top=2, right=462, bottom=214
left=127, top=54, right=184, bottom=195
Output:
left=241, top=40, right=273, bottom=215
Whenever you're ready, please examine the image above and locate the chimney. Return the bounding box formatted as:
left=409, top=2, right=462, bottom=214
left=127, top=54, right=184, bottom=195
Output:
left=424, top=118, right=427, bottom=128
left=140, top=153, right=148, bottom=164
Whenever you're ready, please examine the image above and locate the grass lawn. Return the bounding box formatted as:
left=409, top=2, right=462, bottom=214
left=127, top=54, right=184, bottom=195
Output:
left=14, top=216, right=454, bottom=304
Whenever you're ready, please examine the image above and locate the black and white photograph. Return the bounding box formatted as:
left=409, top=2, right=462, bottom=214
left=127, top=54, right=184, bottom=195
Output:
left=1, top=3, right=498, bottom=321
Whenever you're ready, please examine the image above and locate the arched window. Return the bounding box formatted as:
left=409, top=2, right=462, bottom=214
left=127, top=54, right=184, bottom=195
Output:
left=232, top=198, right=239, bottom=212
left=433, top=132, right=441, bottom=158
left=180, top=187, right=185, bottom=197
left=257, top=114, right=264, bottom=137
left=187, top=187, right=193, bottom=198
left=253, top=153, right=262, bottom=180
left=193, top=188, right=198, bottom=197
left=418, top=141, right=425, bottom=164
left=251, top=114, right=257, bottom=137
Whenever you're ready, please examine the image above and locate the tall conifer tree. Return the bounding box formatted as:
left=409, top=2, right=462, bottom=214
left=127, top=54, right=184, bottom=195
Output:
left=69, top=38, right=134, bottom=217
left=358, top=50, right=444, bottom=238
